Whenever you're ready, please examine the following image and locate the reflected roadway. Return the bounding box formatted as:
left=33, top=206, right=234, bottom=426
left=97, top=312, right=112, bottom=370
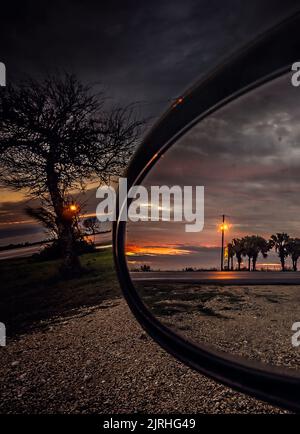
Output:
left=131, top=271, right=300, bottom=285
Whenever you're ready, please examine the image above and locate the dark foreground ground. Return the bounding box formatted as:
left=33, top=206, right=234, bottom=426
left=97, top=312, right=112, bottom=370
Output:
left=136, top=282, right=300, bottom=370
left=0, top=251, right=285, bottom=413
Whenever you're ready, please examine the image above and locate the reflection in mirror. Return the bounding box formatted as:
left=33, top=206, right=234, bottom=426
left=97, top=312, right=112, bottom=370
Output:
left=126, top=73, right=300, bottom=372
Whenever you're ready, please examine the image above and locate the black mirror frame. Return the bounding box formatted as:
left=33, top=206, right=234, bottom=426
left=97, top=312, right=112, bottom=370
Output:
left=113, top=13, right=300, bottom=412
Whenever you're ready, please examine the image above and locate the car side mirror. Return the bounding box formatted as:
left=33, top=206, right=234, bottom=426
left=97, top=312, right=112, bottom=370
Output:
left=113, top=13, right=300, bottom=412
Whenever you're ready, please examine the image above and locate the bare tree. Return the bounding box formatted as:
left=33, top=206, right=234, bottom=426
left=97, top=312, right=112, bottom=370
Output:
left=83, top=216, right=101, bottom=242
left=0, top=74, right=144, bottom=275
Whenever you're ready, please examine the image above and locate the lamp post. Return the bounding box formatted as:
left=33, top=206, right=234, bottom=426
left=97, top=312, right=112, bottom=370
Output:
left=220, top=214, right=228, bottom=271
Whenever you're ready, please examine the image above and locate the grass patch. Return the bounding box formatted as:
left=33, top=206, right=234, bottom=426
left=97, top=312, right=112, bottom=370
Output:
left=0, top=248, right=121, bottom=337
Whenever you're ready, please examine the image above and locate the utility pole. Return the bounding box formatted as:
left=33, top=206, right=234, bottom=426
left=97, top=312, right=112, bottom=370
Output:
left=221, top=214, right=225, bottom=271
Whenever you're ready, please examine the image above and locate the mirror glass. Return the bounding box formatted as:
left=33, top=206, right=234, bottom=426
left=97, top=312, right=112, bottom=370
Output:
left=126, top=73, right=300, bottom=371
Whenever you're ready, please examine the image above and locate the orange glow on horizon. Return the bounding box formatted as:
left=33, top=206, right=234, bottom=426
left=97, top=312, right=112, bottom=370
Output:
left=126, top=244, right=191, bottom=256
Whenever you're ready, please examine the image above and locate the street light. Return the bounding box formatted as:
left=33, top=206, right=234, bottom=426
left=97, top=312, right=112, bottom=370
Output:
left=62, top=202, right=80, bottom=221
left=69, top=204, right=78, bottom=213
left=219, top=223, right=229, bottom=232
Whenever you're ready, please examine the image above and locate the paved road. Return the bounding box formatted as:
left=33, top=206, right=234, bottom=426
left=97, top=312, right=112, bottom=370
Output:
left=0, top=232, right=112, bottom=260
left=0, top=245, right=43, bottom=260
left=131, top=270, right=300, bottom=285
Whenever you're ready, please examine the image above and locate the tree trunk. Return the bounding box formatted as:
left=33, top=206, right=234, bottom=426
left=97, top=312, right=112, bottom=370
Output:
left=59, top=221, right=81, bottom=276
left=248, top=256, right=251, bottom=271
left=252, top=255, right=257, bottom=271
left=46, top=160, right=81, bottom=276
left=293, top=258, right=297, bottom=272
left=280, top=255, right=285, bottom=272
left=237, top=255, right=241, bottom=271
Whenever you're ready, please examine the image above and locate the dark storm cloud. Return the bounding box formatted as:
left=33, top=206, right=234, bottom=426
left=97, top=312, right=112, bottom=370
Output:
left=143, top=74, right=300, bottom=185
left=1, top=1, right=299, bottom=115
left=142, top=74, right=300, bottom=200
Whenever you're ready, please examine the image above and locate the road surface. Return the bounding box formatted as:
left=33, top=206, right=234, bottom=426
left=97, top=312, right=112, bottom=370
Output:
left=131, top=271, right=300, bottom=285
left=0, top=232, right=112, bottom=260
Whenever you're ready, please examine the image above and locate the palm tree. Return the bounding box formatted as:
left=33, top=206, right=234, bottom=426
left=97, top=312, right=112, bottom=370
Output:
left=242, top=236, right=254, bottom=271
left=269, top=233, right=290, bottom=271
left=241, top=235, right=269, bottom=271
left=287, top=238, right=300, bottom=271
left=232, top=238, right=245, bottom=271
left=250, top=235, right=269, bottom=271
left=226, top=242, right=234, bottom=270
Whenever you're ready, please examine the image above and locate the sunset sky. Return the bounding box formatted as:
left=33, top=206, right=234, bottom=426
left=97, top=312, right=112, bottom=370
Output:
left=1, top=1, right=299, bottom=259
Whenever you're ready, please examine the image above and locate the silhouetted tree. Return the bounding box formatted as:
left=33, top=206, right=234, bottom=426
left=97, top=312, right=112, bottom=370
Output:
left=83, top=216, right=101, bottom=242
left=269, top=233, right=290, bottom=271
left=241, top=235, right=269, bottom=271
left=140, top=264, right=151, bottom=272
left=287, top=238, right=300, bottom=271
left=226, top=242, right=234, bottom=270
left=0, top=74, right=144, bottom=275
left=250, top=235, right=269, bottom=271
left=232, top=238, right=245, bottom=271
left=242, top=236, right=254, bottom=271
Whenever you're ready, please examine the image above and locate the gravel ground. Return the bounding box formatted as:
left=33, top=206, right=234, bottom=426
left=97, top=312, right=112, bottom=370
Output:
left=138, top=283, right=300, bottom=370
left=0, top=298, right=285, bottom=414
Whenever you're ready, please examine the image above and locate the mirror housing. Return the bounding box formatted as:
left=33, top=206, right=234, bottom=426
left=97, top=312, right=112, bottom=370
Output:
left=113, top=13, right=300, bottom=412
